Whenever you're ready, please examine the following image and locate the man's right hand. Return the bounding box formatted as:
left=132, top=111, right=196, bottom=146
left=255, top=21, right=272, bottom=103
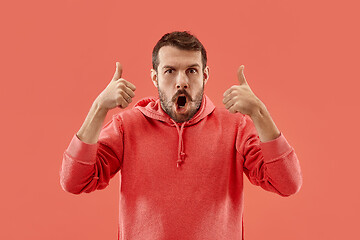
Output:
left=96, top=62, right=136, bottom=111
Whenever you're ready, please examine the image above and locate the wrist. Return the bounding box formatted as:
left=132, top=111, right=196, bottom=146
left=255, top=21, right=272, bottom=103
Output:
left=249, top=100, right=267, bottom=120
left=93, top=97, right=109, bottom=112
left=92, top=99, right=109, bottom=115
left=249, top=102, right=281, bottom=142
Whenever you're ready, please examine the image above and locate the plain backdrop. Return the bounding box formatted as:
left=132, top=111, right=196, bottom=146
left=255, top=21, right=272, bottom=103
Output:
left=1, top=0, right=359, bottom=239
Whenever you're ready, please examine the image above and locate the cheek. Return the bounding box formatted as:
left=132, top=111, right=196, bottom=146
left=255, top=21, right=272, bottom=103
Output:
left=158, top=86, right=173, bottom=101
left=158, top=75, right=175, bottom=88
left=191, top=79, right=204, bottom=90
left=158, top=84, right=173, bottom=96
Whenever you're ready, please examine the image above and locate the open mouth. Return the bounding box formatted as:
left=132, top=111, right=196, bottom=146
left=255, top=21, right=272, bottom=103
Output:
left=177, top=96, right=187, bottom=108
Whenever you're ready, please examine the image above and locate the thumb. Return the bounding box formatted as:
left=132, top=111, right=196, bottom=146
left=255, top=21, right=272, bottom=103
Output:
left=113, top=62, right=122, bottom=80
left=237, top=65, right=248, bottom=85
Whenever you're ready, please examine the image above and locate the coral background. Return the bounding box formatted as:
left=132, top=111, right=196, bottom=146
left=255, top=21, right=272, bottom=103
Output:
left=1, top=0, right=359, bottom=239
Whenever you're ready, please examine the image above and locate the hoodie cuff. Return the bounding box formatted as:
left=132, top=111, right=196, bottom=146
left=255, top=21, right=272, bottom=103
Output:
left=65, top=134, right=99, bottom=165
left=259, top=132, right=293, bottom=163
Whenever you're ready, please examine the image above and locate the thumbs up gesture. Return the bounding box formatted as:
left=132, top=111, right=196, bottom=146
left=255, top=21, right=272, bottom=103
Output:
left=96, top=62, right=136, bottom=111
left=222, top=65, right=264, bottom=117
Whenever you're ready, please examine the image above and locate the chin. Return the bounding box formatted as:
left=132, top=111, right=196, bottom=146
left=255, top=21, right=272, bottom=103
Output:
left=171, top=113, right=188, bottom=123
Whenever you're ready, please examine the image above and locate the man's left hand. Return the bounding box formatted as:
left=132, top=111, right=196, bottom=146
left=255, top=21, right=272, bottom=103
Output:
left=223, top=65, right=264, bottom=117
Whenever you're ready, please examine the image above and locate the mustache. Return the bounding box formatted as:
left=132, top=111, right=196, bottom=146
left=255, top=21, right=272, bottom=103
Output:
left=171, top=89, right=193, bottom=102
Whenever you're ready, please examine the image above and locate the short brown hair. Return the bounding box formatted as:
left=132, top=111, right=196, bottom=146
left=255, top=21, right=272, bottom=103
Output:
left=152, top=31, right=207, bottom=72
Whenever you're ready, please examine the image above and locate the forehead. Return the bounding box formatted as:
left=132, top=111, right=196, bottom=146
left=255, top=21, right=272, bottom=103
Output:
left=158, top=45, right=202, bottom=68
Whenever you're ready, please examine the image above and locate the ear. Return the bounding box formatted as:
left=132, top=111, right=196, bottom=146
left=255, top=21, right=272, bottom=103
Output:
left=151, top=69, right=158, bottom=88
left=203, top=66, right=210, bottom=85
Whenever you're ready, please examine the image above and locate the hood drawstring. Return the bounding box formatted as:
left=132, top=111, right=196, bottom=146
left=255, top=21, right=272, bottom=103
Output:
left=134, top=95, right=216, bottom=168
left=172, top=121, right=186, bottom=168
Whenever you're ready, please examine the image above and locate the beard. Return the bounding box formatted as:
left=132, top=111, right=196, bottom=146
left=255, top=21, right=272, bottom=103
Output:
left=158, top=84, right=204, bottom=123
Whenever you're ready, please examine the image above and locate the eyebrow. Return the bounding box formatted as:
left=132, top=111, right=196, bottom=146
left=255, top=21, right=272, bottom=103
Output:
left=162, top=64, right=201, bottom=69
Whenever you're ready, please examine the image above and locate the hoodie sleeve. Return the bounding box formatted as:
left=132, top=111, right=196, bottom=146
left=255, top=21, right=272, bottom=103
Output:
left=237, top=115, right=303, bottom=197
left=60, top=114, right=124, bottom=194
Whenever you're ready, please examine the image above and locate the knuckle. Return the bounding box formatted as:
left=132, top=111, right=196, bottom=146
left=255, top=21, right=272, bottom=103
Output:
left=117, top=78, right=126, bottom=84
left=118, top=78, right=127, bottom=84
left=228, top=92, right=236, bottom=99
left=117, top=83, right=126, bottom=90
left=117, top=89, right=124, bottom=95
left=116, top=96, right=123, bottom=103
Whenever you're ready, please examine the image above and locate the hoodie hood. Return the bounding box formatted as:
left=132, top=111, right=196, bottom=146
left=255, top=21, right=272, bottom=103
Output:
left=133, top=94, right=215, bottom=168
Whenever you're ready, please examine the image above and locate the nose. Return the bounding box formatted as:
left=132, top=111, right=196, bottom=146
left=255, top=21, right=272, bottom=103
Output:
left=176, top=71, right=189, bottom=89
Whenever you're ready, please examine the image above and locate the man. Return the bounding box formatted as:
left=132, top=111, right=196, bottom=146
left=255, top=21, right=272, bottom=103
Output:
left=60, top=31, right=302, bottom=240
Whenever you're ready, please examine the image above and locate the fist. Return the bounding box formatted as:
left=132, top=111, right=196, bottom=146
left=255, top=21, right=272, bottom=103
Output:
left=96, top=62, right=136, bottom=110
left=222, top=65, right=263, bottom=116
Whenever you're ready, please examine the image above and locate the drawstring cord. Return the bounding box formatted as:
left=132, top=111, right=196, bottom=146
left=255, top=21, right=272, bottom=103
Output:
left=173, top=122, right=186, bottom=168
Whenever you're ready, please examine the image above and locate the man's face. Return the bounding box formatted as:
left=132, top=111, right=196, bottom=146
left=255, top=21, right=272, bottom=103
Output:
left=151, top=45, right=209, bottom=123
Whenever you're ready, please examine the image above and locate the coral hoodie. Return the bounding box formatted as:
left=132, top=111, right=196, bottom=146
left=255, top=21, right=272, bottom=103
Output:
left=60, top=94, right=302, bottom=240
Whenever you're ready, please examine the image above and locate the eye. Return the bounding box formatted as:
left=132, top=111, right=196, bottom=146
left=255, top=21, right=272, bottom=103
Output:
left=165, top=69, right=173, bottom=74
left=188, top=68, right=197, bottom=74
